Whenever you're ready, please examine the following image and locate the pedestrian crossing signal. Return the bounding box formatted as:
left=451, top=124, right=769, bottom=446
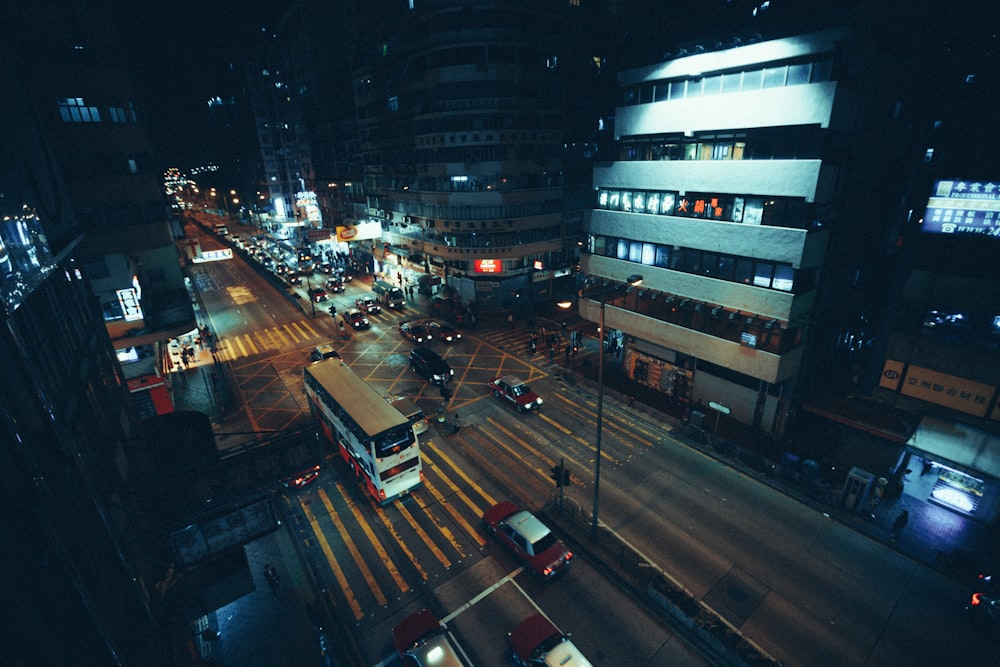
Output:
left=550, top=463, right=570, bottom=487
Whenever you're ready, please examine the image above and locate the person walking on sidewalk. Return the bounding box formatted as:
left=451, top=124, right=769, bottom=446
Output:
left=452, top=413, right=462, bottom=434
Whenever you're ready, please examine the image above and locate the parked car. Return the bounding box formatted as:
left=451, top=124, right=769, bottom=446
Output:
left=342, top=309, right=370, bottom=329
left=392, top=609, right=471, bottom=667
left=508, top=614, right=593, bottom=667
left=482, top=501, right=573, bottom=578
left=428, top=320, right=462, bottom=343
left=311, top=344, right=341, bottom=361
left=409, top=347, right=453, bottom=385
left=399, top=321, right=432, bottom=344
left=308, top=287, right=328, bottom=302
left=488, top=375, right=543, bottom=412
left=356, top=295, right=382, bottom=315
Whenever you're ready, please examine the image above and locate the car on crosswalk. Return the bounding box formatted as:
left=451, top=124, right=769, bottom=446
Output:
left=356, top=295, right=381, bottom=315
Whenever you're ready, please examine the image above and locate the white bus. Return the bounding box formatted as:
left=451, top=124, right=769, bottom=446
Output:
left=304, top=359, right=422, bottom=503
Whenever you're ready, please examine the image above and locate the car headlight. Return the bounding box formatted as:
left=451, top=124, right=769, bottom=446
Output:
left=535, top=397, right=543, bottom=406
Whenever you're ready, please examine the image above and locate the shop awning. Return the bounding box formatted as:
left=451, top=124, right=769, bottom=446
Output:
left=907, top=416, right=1000, bottom=481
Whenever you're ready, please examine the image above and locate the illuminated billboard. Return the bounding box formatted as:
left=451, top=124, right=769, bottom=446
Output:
left=922, top=180, right=1000, bottom=236
left=474, top=259, right=502, bottom=273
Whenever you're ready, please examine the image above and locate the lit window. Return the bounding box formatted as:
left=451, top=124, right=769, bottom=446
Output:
left=58, top=97, right=101, bottom=123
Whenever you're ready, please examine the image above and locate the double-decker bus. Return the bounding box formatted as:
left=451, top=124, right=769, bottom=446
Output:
left=304, top=359, right=421, bottom=503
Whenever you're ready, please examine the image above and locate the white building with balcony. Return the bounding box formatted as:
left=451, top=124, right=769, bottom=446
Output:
left=581, top=27, right=910, bottom=437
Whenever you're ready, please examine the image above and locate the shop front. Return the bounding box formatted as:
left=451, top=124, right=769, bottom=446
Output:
left=904, top=416, right=1000, bottom=522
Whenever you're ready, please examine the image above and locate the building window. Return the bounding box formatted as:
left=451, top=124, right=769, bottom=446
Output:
left=58, top=97, right=101, bottom=123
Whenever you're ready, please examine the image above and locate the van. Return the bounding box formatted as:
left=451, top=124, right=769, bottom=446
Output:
left=409, top=347, right=454, bottom=385
left=388, top=397, right=428, bottom=436
left=372, top=280, right=406, bottom=309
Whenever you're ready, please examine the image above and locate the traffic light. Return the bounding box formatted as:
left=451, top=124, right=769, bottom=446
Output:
left=550, top=462, right=570, bottom=487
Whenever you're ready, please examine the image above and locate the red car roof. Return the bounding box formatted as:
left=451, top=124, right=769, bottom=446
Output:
left=392, top=609, right=441, bottom=654
left=509, top=614, right=560, bottom=660
left=482, top=500, right=520, bottom=526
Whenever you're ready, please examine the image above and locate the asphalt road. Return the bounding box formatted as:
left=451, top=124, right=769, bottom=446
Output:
left=188, top=221, right=994, bottom=666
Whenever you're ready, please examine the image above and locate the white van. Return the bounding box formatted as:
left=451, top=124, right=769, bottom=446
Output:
left=388, top=397, right=428, bottom=436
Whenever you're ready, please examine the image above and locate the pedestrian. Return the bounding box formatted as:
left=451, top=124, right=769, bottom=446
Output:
left=891, top=509, right=909, bottom=543
left=452, top=413, right=461, bottom=434
left=565, top=344, right=571, bottom=363
left=264, top=564, right=280, bottom=590
left=507, top=313, right=514, bottom=328
left=561, top=320, right=568, bottom=337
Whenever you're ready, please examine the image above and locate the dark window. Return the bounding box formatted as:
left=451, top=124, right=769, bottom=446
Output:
left=734, top=258, right=754, bottom=284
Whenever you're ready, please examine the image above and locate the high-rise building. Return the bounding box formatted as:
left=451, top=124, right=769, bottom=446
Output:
left=9, top=1, right=198, bottom=419
left=1, top=16, right=169, bottom=666
left=346, top=0, right=625, bottom=309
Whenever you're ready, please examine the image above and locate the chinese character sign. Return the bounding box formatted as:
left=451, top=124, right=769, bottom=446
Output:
left=922, top=180, right=1000, bottom=236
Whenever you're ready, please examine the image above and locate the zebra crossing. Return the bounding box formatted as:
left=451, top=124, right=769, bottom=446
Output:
left=475, top=314, right=597, bottom=367
left=215, top=318, right=327, bottom=361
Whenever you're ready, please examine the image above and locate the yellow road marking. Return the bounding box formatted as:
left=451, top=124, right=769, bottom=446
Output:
left=538, top=412, right=571, bottom=434
left=372, top=506, right=429, bottom=582
left=552, top=393, right=655, bottom=449
left=320, top=486, right=388, bottom=607
left=299, top=319, right=320, bottom=337
left=283, top=323, right=302, bottom=343
left=410, top=489, right=468, bottom=558
left=554, top=392, right=659, bottom=444
left=413, top=459, right=485, bottom=548
left=424, top=440, right=497, bottom=506
left=244, top=334, right=259, bottom=354
left=232, top=335, right=249, bottom=359
left=421, top=449, right=488, bottom=546
left=290, top=320, right=313, bottom=340
left=397, top=499, right=451, bottom=569
left=298, top=495, right=363, bottom=621
left=336, top=483, right=409, bottom=596
left=260, top=328, right=281, bottom=349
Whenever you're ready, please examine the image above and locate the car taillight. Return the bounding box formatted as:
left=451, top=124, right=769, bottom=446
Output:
left=379, top=489, right=386, bottom=500
left=543, top=566, right=554, bottom=576
left=972, top=592, right=984, bottom=606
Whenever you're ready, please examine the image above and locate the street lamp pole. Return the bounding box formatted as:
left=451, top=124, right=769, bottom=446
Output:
left=580, top=274, right=642, bottom=540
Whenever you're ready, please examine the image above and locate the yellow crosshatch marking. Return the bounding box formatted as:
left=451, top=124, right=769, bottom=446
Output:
left=299, top=495, right=363, bottom=620
left=321, top=486, right=387, bottom=607
left=338, top=483, right=409, bottom=595
left=226, top=285, right=256, bottom=304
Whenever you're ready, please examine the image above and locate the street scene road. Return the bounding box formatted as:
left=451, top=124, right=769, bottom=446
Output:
left=179, top=218, right=995, bottom=666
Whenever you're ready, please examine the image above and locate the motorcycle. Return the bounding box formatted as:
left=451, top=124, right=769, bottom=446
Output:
left=966, top=573, right=1000, bottom=629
